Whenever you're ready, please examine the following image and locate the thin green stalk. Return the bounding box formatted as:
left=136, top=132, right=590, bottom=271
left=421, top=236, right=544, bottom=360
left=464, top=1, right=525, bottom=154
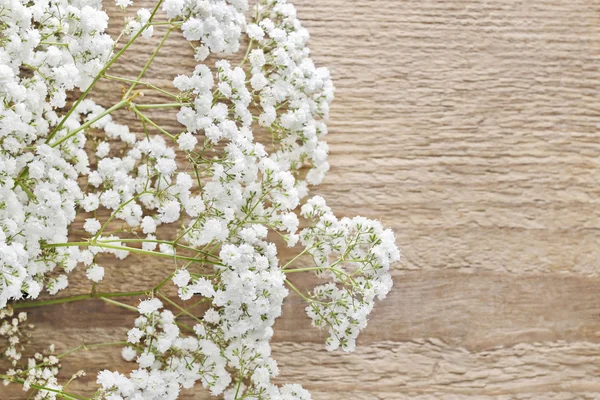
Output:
left=60, top=341, right=129, bottom=358
left=104, top=74, right=179, bottom=100
left=12, top=294, right=92, bottom=309
left=22, top=63, right=50, bottom=80
left=135, top=103, right=186, bottom=109
left=93, top=191, right=153, bottom=240
left=234, top=366, right=245, bottom=398
left=154, top=272, right=175, bottom=292
left=15, top=181, right=35, bottom=200
left=238, top=39, right=254, bottom=67
left=40, top=41, right=69, bottom=47
left=42, top=241, right=223, bottom=266
left=283, top=266, right=327, bottom=274
left=124, top=27, right=173, bottom=99
left=285, top=279, right=328, bottom=305
left=100, top=297, right=138, bottom=312
left=0, top=375, right=85, bottom=400
left=172, top=220, right=197, bottom=245
left=98, top=238, right=218, bottom=259
left=176, top=320, right=195, bottom=333
left=175, top=298, right=208, bottom=318
left=11, top=290, right=150, bottom=309
left=149, top=21, right=176, bottom=26
left=50, top=99, right=129, bottom=148
left=131, top=105, right=177, bottom=140
left=284, top=279, right=309, bottom=302
left=281, top=247, right=312, bottom=271
left=156, top=292, right=203, bottom=324
left=22, top=341, right=127, bottom=375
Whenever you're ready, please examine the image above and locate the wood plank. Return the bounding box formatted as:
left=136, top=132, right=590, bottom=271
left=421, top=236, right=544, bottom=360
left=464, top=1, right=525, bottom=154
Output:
left=19, top=270, right=600, bottom=350
left=6, top=0, right=600, bottom=398
left=9, top=339, right=600, bottom=398
left=273, top=340, right=600, bottom=398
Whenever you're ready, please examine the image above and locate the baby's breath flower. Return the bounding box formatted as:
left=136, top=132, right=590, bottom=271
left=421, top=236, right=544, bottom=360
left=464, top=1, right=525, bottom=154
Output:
left=84, top=218, right=102, bottom=235
left=0, top=0, right=398, bottom=398
left=177, top=132, right=197, bottom=151
left=116, top=0, right=133, bottom=8
left=138, top=298, right=163, bottom=315
left=85, top=264, right=105, bottom=283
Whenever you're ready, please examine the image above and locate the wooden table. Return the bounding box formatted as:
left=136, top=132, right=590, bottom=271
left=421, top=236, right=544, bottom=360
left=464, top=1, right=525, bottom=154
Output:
left=6, top=0, right=600, bottom=398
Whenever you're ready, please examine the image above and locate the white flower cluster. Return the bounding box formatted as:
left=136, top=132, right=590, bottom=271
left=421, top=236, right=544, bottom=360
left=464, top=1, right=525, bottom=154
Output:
left=97, top=303, right=186, bottom=399
left=0, top=0, right=114, bottom=308
left=0, top=308, right=64, bottom=399
left=299, top=196, right=400, bottom=352
left=164, top=0, right=248, bottom=60
left=98, top=289, right=309, bottom=400
left=246, top=0, right=335, bottom=186
left=1, top=0, right=400, bottom=399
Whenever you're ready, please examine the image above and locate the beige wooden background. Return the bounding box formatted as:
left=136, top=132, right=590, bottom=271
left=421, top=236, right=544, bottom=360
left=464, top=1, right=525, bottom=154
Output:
left=7, top=0, right=600, bottom=399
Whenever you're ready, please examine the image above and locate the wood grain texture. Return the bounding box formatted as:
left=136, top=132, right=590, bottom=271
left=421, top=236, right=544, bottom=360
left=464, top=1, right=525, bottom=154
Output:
left=6, top=0, right=600, bottom=398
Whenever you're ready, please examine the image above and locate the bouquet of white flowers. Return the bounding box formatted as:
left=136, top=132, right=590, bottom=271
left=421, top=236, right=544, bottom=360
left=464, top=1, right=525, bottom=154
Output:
left=0, top=0, right=400, bottom=398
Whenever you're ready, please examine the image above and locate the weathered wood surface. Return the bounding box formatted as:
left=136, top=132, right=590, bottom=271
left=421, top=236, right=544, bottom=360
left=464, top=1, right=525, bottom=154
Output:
left=6, top=0, right=600, bottom=398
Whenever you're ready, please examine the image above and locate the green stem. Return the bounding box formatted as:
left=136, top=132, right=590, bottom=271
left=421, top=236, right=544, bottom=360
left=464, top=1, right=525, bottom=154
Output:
left=124, top=27, right=173, bottom=99
left=40, top=41, right=69, bottom=47
left=93, top=191, right=153, bottom=241
left=15, top=181, right=35, bottom=200
left=154, top=272, right=175, bottom=292
left=176, top=320, right=195, bottom=333
left=50, top=99, right=129, bottom=148
left=149, top=21, right=177, bottom=26
left=156, top=292, right=203, bottom=324
left=284, top=279, right=309, bottom=302
left=131, top=105, right=177, bottom=140
left=42, top=241, right=223, bottom=266
left=281, top=247, right=312, bottom=271
left=283, top=266, right=327, bottom=274
left=11, top=290, right=150, bottom=309
left=22, top=63, right=50, bottom=80
left=285, top=279, right=328, bottom=305
left=0, top=375, right=85, bottom=400
left=104, top=74, right=179, bottom=100
left=174, top=298, right=208, bottom=317
left=238, top=39, right=254, bottom=67
left=22, top=341, right=127, bottom=375
left=101, top=297, right=138, bottom=312
left=97, top=238, right=218, bottom=259
left=135, top=103, right=186, bottom=109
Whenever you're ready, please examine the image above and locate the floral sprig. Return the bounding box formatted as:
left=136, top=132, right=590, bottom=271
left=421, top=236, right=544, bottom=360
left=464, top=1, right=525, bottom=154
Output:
left=0, top=0, right=400, bottom=399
